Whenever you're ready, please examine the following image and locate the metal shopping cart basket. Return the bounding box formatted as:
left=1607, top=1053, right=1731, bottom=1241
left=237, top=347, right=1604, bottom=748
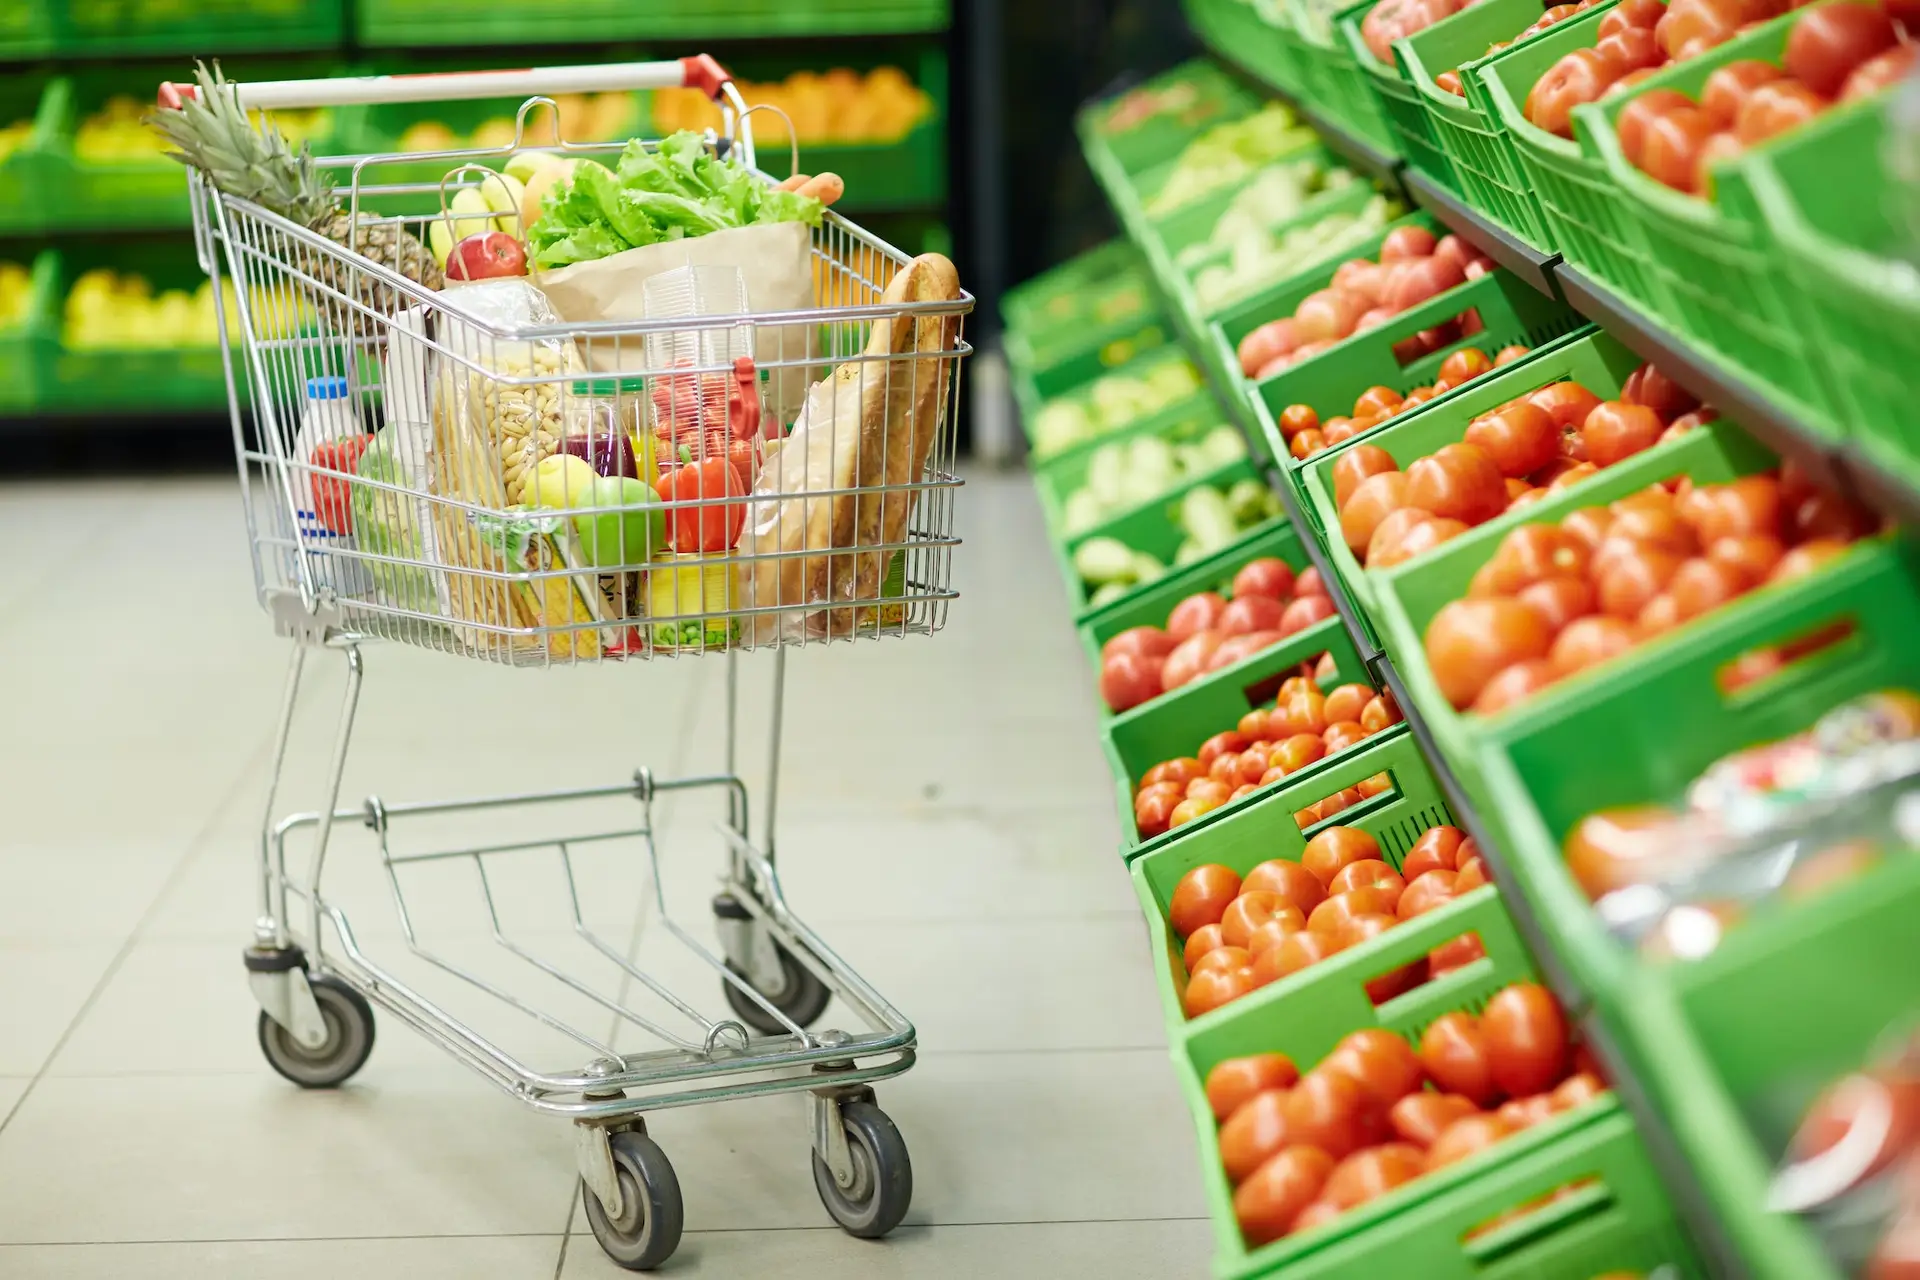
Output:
left=162, top=55, right=970, bottom=1270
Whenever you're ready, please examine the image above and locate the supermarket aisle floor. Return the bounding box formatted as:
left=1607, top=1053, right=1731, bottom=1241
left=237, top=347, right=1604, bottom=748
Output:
left=0, top=469, right=1211, bottom=1279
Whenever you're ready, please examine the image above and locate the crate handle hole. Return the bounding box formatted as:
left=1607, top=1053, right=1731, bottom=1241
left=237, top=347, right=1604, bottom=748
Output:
left=1390, top=306, right=1484, bottom=370
left=1459, top=1176, right=1615, bottom=1264
left=1714, top=618, right=1859, bottom=702
left=1293, top=770, right=1397, bottom=834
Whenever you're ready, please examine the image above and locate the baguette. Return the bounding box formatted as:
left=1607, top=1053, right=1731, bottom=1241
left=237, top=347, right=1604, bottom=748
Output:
left=741, top=252, right=962, bottom=640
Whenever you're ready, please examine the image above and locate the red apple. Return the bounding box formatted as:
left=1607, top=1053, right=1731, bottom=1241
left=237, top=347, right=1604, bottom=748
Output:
left=447, top=231, right=528, bottom=282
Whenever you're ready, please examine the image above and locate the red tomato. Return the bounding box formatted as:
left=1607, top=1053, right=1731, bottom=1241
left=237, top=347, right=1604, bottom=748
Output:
left=1552, top=1072, right=1608, bottom=1111
left=1429, top=931, right=1488, bottom=975
left=1464, top=401, right=1560, bottom=480
left=1280, top=594, right=1338, bottom=636
left=1596, top=27, right=1664, bottom=81
left=1296, top=566, right=1328, bottom=598
left=1424, top=597, right=1556, bottom=709
left=1332, top=446, right=1403, bottom=512
left=1333, top=259, right=1388, bottom=306
left=1387, top=255, right=1469, bottom=312
left=1390, top=1092, right=1480, bottom=1147
left=1185, top=965, right=1257, bottom=1018
left=1637, top=105, right=1717, bottom=192
left=1700, top=60, right=1784, bottom=129
left=1380, top=224, right=1440, bottom=262
left=1439, top=348, right=1495, bottom=387
left=1278, top=403, right=1321, bottom=440
left=1321, top=683, right=1373, bottom=726
left=1770, top=538, right=1854, bottom=583
left=1421, top=1011, right=1501, bottom=1106
left=1618, top=89, right=1698, bottom=167
left=1365, top=507, right=1437, bottom=568
left=1246, top=916, right=1308, bottom=959
left=1219, top=1088, right=1294, bottom=1183
left=1654, top=0, right=1742, bottom=60
left=1525, top=382, right=1604, bottom=437
left=1406, top=443, right=1509, bottom=526
left=1182, top=923, right=1226, bottom=971
left=1481, top=983, right=1573, bottom=1097
left=1169, top=864, right=1242, bottom=937
left=1208, top=1054, right=1301, bottom=1123
left=1670, top=556, right=1750, bottom=621
left=1595, top=544, right=1685, bottom=619
left=1268, top=732, right=1329, bottom=776
left=1398, top=869, right=1461, bottom=920
left=1474, top=525, right=1594, bottom=596
left=1549, top=615, right=1639, bottom=677
left=1134, top=783, right=1184, bottom=838
left=1295, top=288, right=1370, bottom=344
left=1341, top=470, right=1412, bottom=555
left=1160, top=630, right=1225, bottom=692
left=1219, top=594, right=1287, bottom=637
left=1222, top=892, right=1303, bottom=949
left=1234, top=1146, right=1336, bottom=1246
left=1302, top=826, right=1384, bottom=887
left=1471, top=659, right=1558, bottom=715
left=1497, top=1094, right=1561, bottom=1131
left=1343, top=914, right=1427, bottom=1002
left=1322, top=721, right=1370, bottom=754
left=1428, top=1113, right=1515, bottom=1168
left=1402, top=826, right=1467, bottom=880
left=1239, top=319, right=1303, bottom=378
left=1244, top=858, right=1329, bottom=913
left=1100, top=651, right=1165, bottom=713
left=1101, top=625, right=1177, bottom=665
left=1260, top=928, right=1345, bottom=983
left=1329, top=859, right=1409, bottom=905
left=1788, top=486, right=1877, bottom=542
left=1786, top=1, right=1898, bottom=97
left=1527, top=48, right=1622, bottom=137
left=1324, top=1144, right=1427, bottom=1209
left=1734, top=80, right=1827, bottom=146
left=1193, top=945, right=1254, bottom=977
left=1284, top=1070, right=1375, bottom=1160
left=1324, top=1029, right=1425, bottom=1109
left=1360, top=693, right=1404, bottom=734
left=1309, top=888, right=1402, bottom=937
left=1455, top=855, right=1492, bottom=893
left=1168, top=592, right=1228, bottom=641
left=1198, top=731, right=1252, bottom=766
left=1517, top=576, right=1597, bottom=632
left=1842, top=44, right=1918, bottom=100
left=1232, top=557, right=1297, bottom=602
left=1622, top=364, right=1700, bottom=423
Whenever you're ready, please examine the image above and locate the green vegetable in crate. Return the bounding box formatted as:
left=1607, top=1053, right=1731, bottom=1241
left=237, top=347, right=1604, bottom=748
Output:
left=1193, top=193, right=1403, bottom=314
left=1145, top=104, right=1317, bottom=217
left=1176, top=159, right=1355, bottom=270
left=525, top=132, right=825, bottom=269
left=154, top=62, right=443, bottom=341
left=352, top=426, right=437, bottom=614
left=1062, top=426, right=1247, bottom=535
left=1075, top=536, right=1168, bottom=597
left=1031, top=359, right=1204, bottom=457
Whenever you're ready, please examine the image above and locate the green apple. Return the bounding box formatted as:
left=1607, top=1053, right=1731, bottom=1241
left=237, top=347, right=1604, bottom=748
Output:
left=474, top=170, right=526, bottom=236
left=523, top=453, right=598, bottom=510
left=427, top=184, right=498, bottom=267
left=574, top=475, right=665, bottom=569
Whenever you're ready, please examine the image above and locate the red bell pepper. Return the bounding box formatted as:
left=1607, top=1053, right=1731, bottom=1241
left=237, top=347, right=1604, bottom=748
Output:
left=310, top=434, right=374, bottom=535
left=663, top=448, right=747, bottom=553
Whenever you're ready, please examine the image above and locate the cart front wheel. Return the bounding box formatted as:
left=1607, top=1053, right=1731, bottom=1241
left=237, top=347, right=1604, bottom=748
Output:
left=582, top=1130, right=684, bottom=1271
left=813, top=1101, right=912, bottom=1239
left=257, top=973, right=376, bottom=1089
left=723, top=945, right=831, bottom=1035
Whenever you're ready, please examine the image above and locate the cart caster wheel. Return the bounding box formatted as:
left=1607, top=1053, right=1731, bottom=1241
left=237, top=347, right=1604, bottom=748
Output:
left=813, top=1101, right=912, bottom=1239
left=582, top=1130, right=684, bottom=1271
left=257, top=973, right=375, bottom=1089
left=723, top=945, right=831, bottom=1035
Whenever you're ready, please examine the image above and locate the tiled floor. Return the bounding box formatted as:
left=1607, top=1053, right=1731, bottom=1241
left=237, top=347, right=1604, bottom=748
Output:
left=0, top=470, right=1210, bottom=1278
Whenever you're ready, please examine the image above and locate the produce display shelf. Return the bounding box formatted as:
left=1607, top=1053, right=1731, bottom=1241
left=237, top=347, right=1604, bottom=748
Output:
left=1400, top=167, right=1559, bottom=301
left=354, top=0, right=950, bottom=47
left=1187, top=30, right=1920, bottom=529
left=1211, top=58, right=1402, bottom=186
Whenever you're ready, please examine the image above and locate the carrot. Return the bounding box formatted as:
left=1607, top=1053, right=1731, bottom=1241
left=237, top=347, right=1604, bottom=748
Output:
left=796, top=172, right=844, bottom=206
left=777, top=172, right=811, bottom=192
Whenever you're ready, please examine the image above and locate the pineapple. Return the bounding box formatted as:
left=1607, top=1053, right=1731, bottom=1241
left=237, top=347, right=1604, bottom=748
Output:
left=152, top=61, right=442, bottom=339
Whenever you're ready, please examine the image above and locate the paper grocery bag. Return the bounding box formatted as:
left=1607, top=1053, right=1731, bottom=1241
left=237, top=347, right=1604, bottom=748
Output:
left=534, top=222, right=816, bottom=423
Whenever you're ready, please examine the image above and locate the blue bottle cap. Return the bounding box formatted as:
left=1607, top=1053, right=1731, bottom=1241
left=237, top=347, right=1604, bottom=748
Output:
left=305, top=375, right=350, bottom=400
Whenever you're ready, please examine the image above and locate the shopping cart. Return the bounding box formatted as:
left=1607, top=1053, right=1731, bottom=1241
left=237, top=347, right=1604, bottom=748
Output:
left=164, top=56, right=971, bottom=1270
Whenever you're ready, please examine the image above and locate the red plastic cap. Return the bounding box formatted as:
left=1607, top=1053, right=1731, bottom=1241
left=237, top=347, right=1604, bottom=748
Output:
left=157, top=81, right=197, bottom=110
left=679, top=54, right=732, bottom=100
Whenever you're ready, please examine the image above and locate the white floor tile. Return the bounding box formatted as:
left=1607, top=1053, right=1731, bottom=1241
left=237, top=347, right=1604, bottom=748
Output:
left=0, top=943, right=124, bottom=1075
left=560, top=1218, right=1213, bottom=1279
left=0, top=1236, right=564, bottom=1280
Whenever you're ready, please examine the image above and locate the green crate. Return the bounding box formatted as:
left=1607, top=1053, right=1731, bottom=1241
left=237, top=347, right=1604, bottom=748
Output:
left=54, top=0, right=342, bottom=55
left=1399, top=0, right=1610, bottom=249
left=1371, top=419, right=1788, bottom=802
left=1178, top=182, right=1390, bottom=323
left=1207, top=214, right=1581, bottom=467
left=0, top=1, right=53, bottom=58
left=1032, top=407, right=1241, bottom=543
left=46, top=244, right=241, bottom=414
left=1750, top=107, right=1920, bottom=488
left=1338, top=0, right=1465, bottom=185
left=0, top=252, right=58, bottom=417
left=1574, top=13, right=1849, bottom=444
left=1624, top=857, right=1920, bottom=1280
left=1480, top=7, right=1665, bottom=306
left=1276, top=0, right=1343, bottom=118
left=1472, top=531, right=1920, bottom=1008
left=1201, top=0, right=1312, bottom=98
left=1296, top=327, right=1639, bottom=629
left=1003, top=239, right=1146, bottom=334
left=1300, top=0, right=1399, bottom=155
left=1004, top=241, right=1169, bottom=403
left=48, top=62, right=348, bottom=232
left=1104, top=613, right=1372, bottom=857
left=1076, top=521, right=1318, bottom=716
left=358, top=0, right=947, bottom=44
left=1020, top=344, right=1210, bottom=458
left=1054, top=459, right=1275, bottom=615
left=0, top=73, right=55, bottom=236
left=1086, top=60, right=1263, bottom=178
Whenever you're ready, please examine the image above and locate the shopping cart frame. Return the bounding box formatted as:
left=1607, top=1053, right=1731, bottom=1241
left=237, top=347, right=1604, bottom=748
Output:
left=170, top=54, right=970, bottom=1271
